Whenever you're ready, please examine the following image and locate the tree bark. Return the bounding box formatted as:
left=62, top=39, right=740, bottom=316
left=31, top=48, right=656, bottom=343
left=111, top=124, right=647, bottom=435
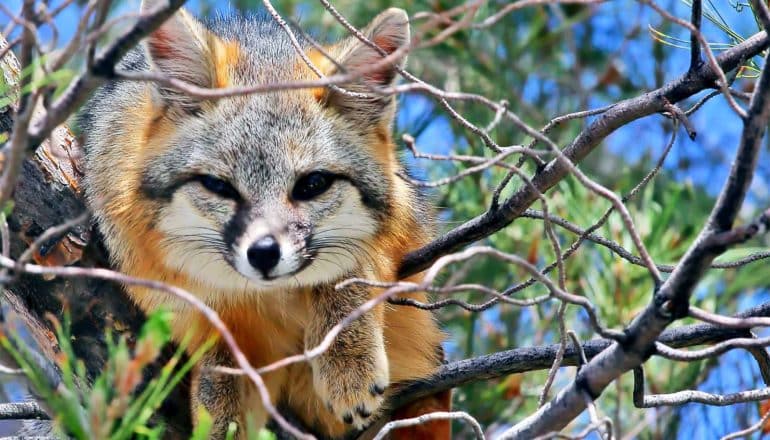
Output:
left=1, top=35, right=191, bottom=437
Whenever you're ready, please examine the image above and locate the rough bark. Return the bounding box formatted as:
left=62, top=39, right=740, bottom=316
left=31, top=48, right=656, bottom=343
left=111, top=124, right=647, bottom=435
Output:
left=1, top=35, right=191, bottom=437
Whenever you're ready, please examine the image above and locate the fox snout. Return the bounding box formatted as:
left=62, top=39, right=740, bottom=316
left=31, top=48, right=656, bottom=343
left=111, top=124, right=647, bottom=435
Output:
left=246, top=235, right=281, bottom=277
left=230, top=216, right=312, bottom=283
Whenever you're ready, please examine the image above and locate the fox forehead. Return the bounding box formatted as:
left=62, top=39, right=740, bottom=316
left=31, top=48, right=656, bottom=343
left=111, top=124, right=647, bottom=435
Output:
left=138, top=15, right=390, bottom=192
left=141, top=93, right=391, bottom=209
left=204, top=14, right=315, bottom=84
left=167, top=94, right=368, bottom=178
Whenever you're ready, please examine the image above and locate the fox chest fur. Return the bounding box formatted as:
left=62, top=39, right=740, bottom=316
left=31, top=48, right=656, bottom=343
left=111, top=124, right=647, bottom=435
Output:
left=79, top=3, right=447, bottom=439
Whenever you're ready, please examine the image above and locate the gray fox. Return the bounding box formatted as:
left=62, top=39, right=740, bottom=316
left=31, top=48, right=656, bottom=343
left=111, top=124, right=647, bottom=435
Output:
left=79, top=1, right=449, bottom=438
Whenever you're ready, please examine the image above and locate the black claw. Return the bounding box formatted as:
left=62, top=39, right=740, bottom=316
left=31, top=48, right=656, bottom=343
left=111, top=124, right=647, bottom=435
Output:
left=370, top=383, right=386, bottom=396
left=356, top=405, right=371, bottom=418
left=343, top=413, right=354, bottom=424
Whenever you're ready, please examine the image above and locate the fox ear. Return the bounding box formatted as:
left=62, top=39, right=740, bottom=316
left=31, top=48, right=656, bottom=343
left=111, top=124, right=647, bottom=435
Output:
left=140, top=0, right=222, bottom=110
left=320, top=8, right=410, bottom=128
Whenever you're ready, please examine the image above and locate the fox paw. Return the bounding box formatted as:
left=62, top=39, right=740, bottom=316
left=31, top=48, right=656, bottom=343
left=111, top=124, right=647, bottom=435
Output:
left=312, top=346, right=389, bottom=430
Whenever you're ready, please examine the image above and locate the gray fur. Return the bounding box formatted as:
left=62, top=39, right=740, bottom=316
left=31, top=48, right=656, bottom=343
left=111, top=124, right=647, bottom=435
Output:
left=77, top=8, right=440, bottom=438
left=79, top=11, right=405, bottom=288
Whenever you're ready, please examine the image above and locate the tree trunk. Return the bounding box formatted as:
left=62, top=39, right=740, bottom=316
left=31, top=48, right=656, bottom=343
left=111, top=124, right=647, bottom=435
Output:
left=1, top=35, right=192, bottom=437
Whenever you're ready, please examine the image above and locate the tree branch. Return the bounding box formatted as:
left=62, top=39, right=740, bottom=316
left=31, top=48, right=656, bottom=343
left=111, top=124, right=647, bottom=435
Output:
left=498, top=38, right=770, bottom=439
left=689, top=0, right=702, bottom=71
left=390, top=299, right=770, bottom=409
left=25, top=0, right=189, bottom=151
left=399, top=30, right=770, bottom=278
left=0, top=402, right=47, bottom=420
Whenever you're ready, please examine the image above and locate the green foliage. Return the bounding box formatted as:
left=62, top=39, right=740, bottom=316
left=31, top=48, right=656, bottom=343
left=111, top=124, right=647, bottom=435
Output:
left=1, top=310, right=213, bottom=440
left=0, top=55, right=75, bottom=108
left=429, top=157, right=764, bottom=434
left=650, top=0, right=765, bottom=77
left=190, top=407, right=276, bottom=440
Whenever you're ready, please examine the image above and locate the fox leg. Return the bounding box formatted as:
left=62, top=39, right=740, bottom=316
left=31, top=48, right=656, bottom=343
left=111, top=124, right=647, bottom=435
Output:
left=190, top=349, right=249, bottom=439
left=380, top=292, right=452, bottom=440
left=305, top=281, right=389, bottom=431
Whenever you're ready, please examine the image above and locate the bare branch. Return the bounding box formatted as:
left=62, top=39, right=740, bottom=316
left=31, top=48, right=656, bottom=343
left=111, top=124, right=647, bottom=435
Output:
left=522, top=208, right=770, bottom=273
left=654, top=337, right=770, bottom=362
left=391, top=300, right=770, bottom=410
left=399, top=30, right=770, bottom=279
left=690, top=306, right=770, bottom=329
left=751, top=0, right=770, bottom=33
left=26, top=0, right=191, bottom=150
left=0, top=0, right=38, bottom=206
left=373, top=412, right=484, bottom=440
left=0, top=402, right=47, bottom=420
left=633, top=366, right=770, bottom=408
left=498, top=41, right=770, bottom=438
left=721, top=407, right=770, bottom=440
left=689, top=0, right=702, bottom=71
left=642, top=0, right=748, bottom=118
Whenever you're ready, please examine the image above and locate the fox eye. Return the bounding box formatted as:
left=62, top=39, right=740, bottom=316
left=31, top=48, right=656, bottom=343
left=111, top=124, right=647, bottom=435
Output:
left=196, top=175, right=240, bottom=200
left=292, top=171, right=335, bottom=201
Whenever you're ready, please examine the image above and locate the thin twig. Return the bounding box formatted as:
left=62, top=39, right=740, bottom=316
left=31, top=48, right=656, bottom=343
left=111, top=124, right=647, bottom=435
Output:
left=689, top=0, right=702, bottom=71
left=373, top=411, right=484, bottom=440
left=721, top=407, right=770, bottom=440
left=0, top=402, right=47, bottom=420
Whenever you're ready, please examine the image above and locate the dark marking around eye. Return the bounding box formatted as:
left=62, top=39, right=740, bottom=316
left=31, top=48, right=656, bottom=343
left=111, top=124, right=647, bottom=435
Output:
left=292, top=171, right=337, bottom=201
left=222, top=202, right=251, bottom=250
left=301, top=172, right=390, bottom=220
left=140, top=174, right=184, bottom=202
left=195, top=175, right=241, bottom=200
left=346, top=176, right=390, bottom=218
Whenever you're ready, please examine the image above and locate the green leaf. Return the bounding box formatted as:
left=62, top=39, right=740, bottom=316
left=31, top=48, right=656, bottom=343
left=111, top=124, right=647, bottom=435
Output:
left=225, top=421, right=239, bottom=440
left=190, top=407, right=213, bottom=440
left=254, top=429, right=277, bottom=440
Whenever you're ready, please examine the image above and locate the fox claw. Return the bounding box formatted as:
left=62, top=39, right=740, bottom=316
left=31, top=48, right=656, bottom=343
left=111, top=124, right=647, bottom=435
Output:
left=313, top=346, right=389, bottom=430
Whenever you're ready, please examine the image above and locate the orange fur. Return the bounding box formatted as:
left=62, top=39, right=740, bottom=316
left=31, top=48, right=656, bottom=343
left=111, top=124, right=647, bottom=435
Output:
left=102, top=33, right=450, bottom=440
left=391, top=389, right=453, bottom=440
left=305, top=48, right=333, bottom=102
left=212, top=39, right=240, bottom=88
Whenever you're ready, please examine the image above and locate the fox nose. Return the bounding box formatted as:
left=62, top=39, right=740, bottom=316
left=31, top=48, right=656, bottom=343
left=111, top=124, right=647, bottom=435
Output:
left=247, top=235, right=281, bottom=277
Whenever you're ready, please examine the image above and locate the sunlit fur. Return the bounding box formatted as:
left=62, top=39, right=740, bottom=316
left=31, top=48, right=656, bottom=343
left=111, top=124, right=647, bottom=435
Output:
left=80, top=3, right=448, bottom=438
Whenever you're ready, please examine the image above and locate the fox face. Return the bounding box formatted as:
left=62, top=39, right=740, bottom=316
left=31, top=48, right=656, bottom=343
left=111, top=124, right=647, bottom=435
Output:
left=83, top=5, right=412, bottom=294
left=143, top=95, right=388, bottom=291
